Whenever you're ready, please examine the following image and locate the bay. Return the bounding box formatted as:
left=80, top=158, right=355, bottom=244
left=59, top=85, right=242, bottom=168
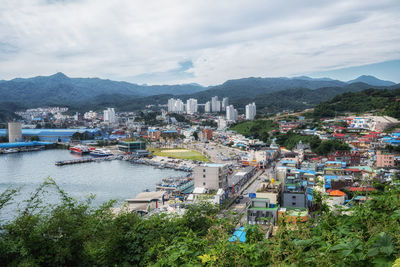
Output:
left=0, top=149, right=185, bottom=219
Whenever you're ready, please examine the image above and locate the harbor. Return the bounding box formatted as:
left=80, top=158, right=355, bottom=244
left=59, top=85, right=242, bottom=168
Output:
left=0, top=149, right=187, bottom=220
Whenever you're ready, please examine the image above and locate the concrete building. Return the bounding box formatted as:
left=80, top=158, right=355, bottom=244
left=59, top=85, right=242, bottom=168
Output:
left=226, top=105, right=238, bottom=122
left=186, top=98, right=198, bottom=114
left=103, top=108, right=116, bottom=124
left=217, top=117, right=228, bottom=130
left=8, top=122, right=22, bottom=142
left=247, top=198, right=279, bottom=225
left=168, top=98, right=184, bottom=113
left=193, top=163, right=229, bottom=190
left=376, top=150, right=396, bottom=168
left=204, top=101, right=211, bottom=113
left=282, top=172, right=307, bottom=208
left=222, top=97, right=229, bottom=111
left=245, top=102, right=256, bottom=120
left=211, top=96, right=221, bottom=112
left=84, top=110, right=97, bottom=120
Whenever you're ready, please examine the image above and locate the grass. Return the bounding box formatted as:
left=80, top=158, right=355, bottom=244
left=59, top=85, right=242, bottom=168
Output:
left=150, top=148, right=210, bottom=162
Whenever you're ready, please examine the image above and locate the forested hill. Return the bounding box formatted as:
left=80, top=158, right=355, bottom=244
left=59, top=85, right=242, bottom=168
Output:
left=313, top=85, right=400, bottom=119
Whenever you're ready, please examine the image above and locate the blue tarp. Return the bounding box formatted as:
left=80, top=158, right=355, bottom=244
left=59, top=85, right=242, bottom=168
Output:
left=229, top=227, right=246, bottom=243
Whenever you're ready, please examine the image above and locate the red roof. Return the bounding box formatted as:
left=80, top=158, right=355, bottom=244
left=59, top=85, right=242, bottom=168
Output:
left=349, top=187, right=375, bottom=192
left=333, top=133, right=346, bottom=138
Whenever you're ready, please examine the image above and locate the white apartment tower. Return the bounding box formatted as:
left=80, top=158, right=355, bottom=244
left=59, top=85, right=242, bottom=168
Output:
left=103, top=108, right=116, bottom=124
left=245, top=102, right=256, bottom=120
left=211, top=96, right=221, bottom=112
left=226, top=105, right=238, bottom=122
left=204, top=101, right=211, bottom=113
left=222, top=97, right=229, bottom=111
left=168, top=98, right=184, bottom=113
left=186, top=98, right=198, bottom=114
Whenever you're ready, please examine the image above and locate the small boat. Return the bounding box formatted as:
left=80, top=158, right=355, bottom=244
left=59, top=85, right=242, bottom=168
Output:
left=3, top=148, right=18, bottom=154
left=70, top=145, right=91, bottom=154
left=90, top=148, right=113, bottom=157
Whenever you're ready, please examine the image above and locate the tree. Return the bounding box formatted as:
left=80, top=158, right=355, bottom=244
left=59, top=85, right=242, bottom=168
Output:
left=193, top=131, right=199, bottom=140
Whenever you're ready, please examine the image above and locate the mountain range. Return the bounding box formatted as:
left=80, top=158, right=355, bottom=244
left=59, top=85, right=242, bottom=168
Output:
left=0, top=72, right=398, bottom=121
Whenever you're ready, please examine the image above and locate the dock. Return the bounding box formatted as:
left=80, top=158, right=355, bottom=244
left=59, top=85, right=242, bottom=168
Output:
left=55, top=155, right=121, bottom=166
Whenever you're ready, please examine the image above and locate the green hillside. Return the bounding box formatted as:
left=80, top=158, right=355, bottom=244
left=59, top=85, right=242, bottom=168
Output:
left=313, top=87, right=400, bottom=118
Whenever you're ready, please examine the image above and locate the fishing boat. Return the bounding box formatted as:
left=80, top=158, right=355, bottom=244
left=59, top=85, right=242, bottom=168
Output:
left=3, top=148, right=18, bottom=154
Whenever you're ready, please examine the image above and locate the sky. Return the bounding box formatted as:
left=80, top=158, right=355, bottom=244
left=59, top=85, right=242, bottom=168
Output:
left=0, top=0, right=399, bottom=85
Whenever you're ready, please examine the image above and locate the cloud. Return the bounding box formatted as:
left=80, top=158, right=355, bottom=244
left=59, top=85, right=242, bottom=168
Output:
left=0, top=0, right=399, bottom=85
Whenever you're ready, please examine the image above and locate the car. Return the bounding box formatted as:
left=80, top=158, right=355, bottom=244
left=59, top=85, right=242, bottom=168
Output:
left=235, top=198, right=240, bottom=204
left=239, top=195, right=244, bottom=199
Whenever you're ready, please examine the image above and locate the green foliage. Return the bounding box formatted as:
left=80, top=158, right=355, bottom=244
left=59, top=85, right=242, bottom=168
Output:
left=230, top=120, right=278, bottom=142
left=275, top=131, right=350, bottom=155
left=313, top=88, right=400, bottom=119
left=1, top=179, right=400, bottom=266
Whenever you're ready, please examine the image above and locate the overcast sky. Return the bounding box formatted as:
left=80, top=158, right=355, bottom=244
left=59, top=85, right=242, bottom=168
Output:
left=0, top=0, right=399, bottom=85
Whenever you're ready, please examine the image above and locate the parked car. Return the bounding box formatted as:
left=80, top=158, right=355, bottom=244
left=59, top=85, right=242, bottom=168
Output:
left=235, top=198, right=240, bottom=204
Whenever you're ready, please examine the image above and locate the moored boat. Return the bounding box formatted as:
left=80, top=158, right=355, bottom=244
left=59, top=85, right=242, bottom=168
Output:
left=70, top=145, right=91, bottom=154
left=90, top=148, right=113, bottom=157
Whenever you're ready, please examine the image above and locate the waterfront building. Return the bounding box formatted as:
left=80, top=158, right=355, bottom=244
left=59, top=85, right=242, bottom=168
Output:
left=186, top=98, right=198, bottom=114
left=0, top=128, right=102, bottom=142
left=118, top=141, right=146, bottom=153
left=226, top=105, right=238, bottom=122
left=7, top=122, right=22, bottom=142
left=103, top=108, right=116, bottom=124
left=245, top=102, right=256, bottom=120
left=193, top=163, right=229, bottom=190
left=222, top=97, right=229, bottom=111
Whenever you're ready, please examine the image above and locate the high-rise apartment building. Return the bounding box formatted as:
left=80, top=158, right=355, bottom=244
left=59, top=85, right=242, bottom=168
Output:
left=245, top=102, right=256, bottom=120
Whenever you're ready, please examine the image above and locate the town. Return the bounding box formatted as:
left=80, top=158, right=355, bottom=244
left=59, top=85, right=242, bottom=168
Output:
left=2, top=93, right=400, bottom=243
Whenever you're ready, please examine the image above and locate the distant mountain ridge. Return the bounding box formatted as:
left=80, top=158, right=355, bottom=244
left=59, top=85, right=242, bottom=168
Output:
left=347, top=75, right=396, bottom=86
left=0, top=73, right=398, bottom=120
left=0, top=72, right=206, bottom=107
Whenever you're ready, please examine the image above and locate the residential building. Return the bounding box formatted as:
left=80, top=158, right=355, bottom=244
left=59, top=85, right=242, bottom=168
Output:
left=168, top=98, right=184, bottom=113
left=226, top=105, right=238, bottom=122
left=211, top=96, right=221, bottom=112
left=376, top=150, right=396, bottom=168
left=247, top=198, right=279, bottom=225
left=193, top=163, right=229, bottom=190
left=282, top=172, right=307, bottom=208
left=205, top=101, right=211, bottom=113
left=103, top=108, right=116, bottom=124
left=245, top=102, right=256, bottom=120
left=186, top=98, right=198, bottom=114
left=222, top=97, right=229, bottom=111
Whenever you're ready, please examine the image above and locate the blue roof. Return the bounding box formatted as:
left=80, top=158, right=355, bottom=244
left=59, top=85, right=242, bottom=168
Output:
left=324, top=175, right=338, bottom=179
left=392, top=133, right=400, bottom=136
left=296, top=169, right=316, bottom=174
left=0, top=141, right=54, bottom=148
left=282, top=160, right=296, bottom=164
left=229, top=227, right=246, bottom=242
left=162, top=130, right=178, bottom=133
left=384, top=140, right=400, bottom=144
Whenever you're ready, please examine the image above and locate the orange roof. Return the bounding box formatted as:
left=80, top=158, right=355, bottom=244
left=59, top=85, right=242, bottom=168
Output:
left=329, top=190, right=345, bottom=196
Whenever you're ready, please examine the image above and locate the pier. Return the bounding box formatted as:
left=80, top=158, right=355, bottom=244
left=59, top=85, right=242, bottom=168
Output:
left=55, top=155, right=121, bottom=166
